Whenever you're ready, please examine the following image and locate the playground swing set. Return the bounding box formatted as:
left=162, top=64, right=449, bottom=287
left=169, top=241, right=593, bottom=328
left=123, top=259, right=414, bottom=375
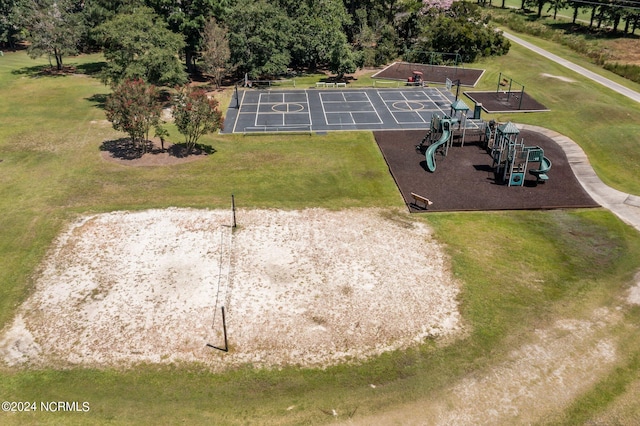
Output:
left=496, top=72, right=525, bottom=110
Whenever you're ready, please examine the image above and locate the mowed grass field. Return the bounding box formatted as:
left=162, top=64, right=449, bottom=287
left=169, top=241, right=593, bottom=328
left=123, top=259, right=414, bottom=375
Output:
left=1, top=35, right=640, bottom=424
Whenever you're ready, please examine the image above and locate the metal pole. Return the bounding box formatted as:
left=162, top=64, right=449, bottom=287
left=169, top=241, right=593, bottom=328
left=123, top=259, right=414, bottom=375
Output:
left=519, top=86, right=524, bottom=110
left=221, top=306, right=228, bottom=351
left=231, top=194, right=236, bottom=228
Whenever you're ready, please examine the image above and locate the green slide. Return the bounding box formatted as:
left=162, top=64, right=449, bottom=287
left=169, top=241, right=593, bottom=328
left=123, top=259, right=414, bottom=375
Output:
left=529, top=156, right=552, bottom=182
left=425, top=121, right=451, bottom=172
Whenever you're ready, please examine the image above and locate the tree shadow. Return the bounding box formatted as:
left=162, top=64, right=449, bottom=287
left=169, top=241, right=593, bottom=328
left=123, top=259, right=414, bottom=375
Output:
left=168, top=142, right=216, bottom=158
left=100, top=138, right=216, bottom=160
left=11, top=64, right=59, bottom=77
left=99, top=138, right=152, bottom=160
left=75, top=61, right=106, bottom=76
left=86, top=93, right=108, bottom=110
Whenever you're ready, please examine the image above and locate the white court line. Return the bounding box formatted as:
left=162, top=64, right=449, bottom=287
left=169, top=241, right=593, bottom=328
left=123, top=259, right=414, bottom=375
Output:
left=363, top=91, right=383, bottom=124
left=385, top=90, right=429, bottom=124
left=322, top=91, right=381, bottom=125
left=319, top=92, right=329, bottom=125
left=231, top=90, right=248, bottom=134
left=305, top=90, right=312, bottom=129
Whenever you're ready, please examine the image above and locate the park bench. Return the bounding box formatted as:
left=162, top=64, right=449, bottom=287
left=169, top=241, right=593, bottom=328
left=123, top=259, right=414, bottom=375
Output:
left=410, top=192, right=433, bottom=210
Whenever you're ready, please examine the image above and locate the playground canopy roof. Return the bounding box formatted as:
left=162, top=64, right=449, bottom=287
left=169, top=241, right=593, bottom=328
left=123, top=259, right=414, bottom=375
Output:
left=498, top=121, right=520, bottom=135
left=451, top=99, right=470, bottom=111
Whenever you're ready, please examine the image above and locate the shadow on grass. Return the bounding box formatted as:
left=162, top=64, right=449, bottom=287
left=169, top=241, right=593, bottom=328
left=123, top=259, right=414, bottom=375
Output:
left=99, top=138, right=150, bottom=160
left=11, top=61, right=106, bottom=78
left=100, top=138, right=215, bottom=160
left=86, top=93, right=108, bottom=109
left=75, top=61, right=106, bottom=76
left=168, top=142, right=216, bottom=158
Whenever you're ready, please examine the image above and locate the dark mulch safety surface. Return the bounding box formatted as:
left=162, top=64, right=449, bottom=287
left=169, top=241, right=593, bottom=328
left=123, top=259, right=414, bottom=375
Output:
left=374, top=129, right=599, bottom=212
left=372, top=62, right=485, bottom=87
left=464, top=91, right=549, bottom=113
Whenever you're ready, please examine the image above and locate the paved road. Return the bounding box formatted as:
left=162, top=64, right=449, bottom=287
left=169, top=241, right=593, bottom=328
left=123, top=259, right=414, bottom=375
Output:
left=502, top=31, right=640, bottom=103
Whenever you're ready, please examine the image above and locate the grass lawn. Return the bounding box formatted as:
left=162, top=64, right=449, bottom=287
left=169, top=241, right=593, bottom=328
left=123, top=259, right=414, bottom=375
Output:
left=1, top=39, right=640, bottom=424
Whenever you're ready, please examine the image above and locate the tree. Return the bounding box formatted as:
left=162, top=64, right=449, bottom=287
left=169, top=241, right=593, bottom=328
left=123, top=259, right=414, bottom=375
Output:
left=18, top=0, right=84, bottom=70
left=105, top=78, right=162, bottom=154
left=200, top=18, right=230, bottom=87
left=172, top=85, right=223, bottom=154
left=412, top=2, right=509, bottom=64
left=95, top=6, right=187, bottom=86
left=287, top=0, right=354, bottom=70
left=147, top=0, right=231, bottom=72
left=0, top=0, right=26, bottom=49
left=227, top=0, right=293, bottom=77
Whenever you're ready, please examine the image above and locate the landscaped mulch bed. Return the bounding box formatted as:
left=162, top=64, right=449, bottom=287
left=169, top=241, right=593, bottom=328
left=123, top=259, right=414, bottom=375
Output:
left=372, top=62, right=485, bottom=87
left=374, top=129, right=599, bottom=212
left=464, top=91, right=549, bottom=113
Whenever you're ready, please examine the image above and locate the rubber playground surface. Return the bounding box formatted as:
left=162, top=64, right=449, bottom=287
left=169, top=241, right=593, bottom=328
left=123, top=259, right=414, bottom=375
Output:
left=464, top=91, right=549, bottom=113
left=222, top=88, right=484, bottom=134
left=372, top=62, right=485, bottom=87
left=374, top=129, right=599, bottom=212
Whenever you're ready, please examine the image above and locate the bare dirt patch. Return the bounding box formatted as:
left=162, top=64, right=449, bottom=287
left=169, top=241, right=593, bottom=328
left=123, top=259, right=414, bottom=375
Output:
left=602, top=38, right=640, bottom=66
left=627, top=271, right=640, bottom=305
left=0, top=208, right=462, bottom=371
left=343, top=307, right=622, bottom=425
left=541, top=73, right=576, bottom=83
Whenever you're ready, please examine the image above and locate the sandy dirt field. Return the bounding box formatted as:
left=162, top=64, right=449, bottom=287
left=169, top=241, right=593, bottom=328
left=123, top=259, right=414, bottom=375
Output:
left=0, top=208, right=462, bottom=371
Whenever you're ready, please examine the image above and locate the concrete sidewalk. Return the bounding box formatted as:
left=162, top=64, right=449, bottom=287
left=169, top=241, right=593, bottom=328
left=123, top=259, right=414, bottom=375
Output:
left=520, top=124, right=640, bottom=233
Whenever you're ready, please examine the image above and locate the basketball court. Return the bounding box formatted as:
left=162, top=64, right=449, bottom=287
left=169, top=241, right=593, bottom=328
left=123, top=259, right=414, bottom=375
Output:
left=223, top=87, right=484, bottom=134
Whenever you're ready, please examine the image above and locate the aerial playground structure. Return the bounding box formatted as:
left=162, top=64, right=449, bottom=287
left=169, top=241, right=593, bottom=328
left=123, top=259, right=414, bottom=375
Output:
left=417, top=114, right=457, bottom=172
left=484, top=121, right=552, bottom=186
left=417, top=116, right=551, bottom=185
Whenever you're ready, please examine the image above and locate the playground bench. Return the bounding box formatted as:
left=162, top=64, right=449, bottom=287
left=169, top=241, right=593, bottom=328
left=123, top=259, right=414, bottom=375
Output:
left=336, top=82, right=347, bottom=88
left=410, top=192, right=433, bottom=210
left=325, top=82, right=336, bottom=88
left=316, top=82, right=326, bottom=88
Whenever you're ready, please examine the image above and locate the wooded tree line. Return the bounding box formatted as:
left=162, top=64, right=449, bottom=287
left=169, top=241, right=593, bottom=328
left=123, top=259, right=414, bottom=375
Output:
left=478, top=0, right=640, bottom=33
left=1, top=0, right=511, bottom=86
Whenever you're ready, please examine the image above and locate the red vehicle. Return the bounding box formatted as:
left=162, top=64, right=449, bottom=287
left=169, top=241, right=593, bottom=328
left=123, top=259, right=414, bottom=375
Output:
left=407, top=71, right=423, bottom=85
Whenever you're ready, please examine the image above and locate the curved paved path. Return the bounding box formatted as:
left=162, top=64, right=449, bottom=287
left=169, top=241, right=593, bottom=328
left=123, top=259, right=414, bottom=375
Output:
left=503, top=31, right=640, bottom=103
left=520, top=124, right=640, bottom=233
left=501, top=32, right=640, bottom=231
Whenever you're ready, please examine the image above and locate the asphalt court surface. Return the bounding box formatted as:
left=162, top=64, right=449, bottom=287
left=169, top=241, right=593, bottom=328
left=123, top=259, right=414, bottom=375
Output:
left=223, top=88, right=483, bottom=133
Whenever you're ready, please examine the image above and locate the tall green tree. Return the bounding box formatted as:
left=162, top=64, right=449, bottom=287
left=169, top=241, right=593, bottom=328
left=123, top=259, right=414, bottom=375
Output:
left=288, top=0, right=354, bottom=70
left=226, top=0, right=293, bottom=77
left=105, top=78, right=162, bottom=154
left=95, top=6, right=187, bottom=86
left=0, top=0, right=26, bottom=49
left=412, top=1, right=509, bottom=63
left=81, top=0, right=144, bottom=50
left=147, top=0, right=231, bottom=73
left=18, top=0, right=84, bottom=70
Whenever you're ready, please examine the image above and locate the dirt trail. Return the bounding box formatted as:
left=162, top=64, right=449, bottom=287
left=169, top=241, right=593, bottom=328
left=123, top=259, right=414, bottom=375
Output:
left=342, top=307, right=623, bottom=425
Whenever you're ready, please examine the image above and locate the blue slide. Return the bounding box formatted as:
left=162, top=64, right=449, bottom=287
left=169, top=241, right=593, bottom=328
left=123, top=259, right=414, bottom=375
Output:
left=425, top=120, right=451, bottom=172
